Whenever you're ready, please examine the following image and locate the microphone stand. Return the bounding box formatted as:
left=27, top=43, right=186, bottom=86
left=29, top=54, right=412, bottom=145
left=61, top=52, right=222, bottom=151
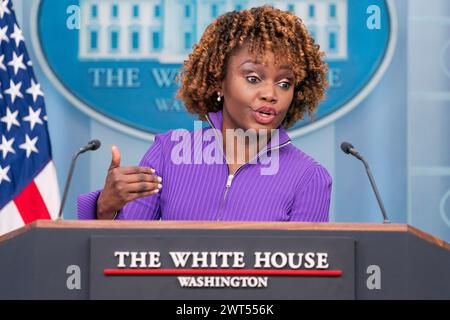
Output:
left=57, top=150, right=83, bottom=220
left=341, top=142, right=390, bottom=224
left=358, top=155, right=389, bottom=224
left=57, top=140, right=101, bottom=220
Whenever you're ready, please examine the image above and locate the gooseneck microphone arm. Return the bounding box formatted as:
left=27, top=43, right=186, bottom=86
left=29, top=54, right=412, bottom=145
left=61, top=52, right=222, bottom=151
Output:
left=340, top=142, right=390, bottom=224
left=57, top=140, right=101, bottom=220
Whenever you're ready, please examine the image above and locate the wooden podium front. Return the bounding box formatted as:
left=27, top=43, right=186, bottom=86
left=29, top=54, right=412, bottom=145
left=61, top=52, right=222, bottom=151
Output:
left=0, top=220, right=449, bottom=299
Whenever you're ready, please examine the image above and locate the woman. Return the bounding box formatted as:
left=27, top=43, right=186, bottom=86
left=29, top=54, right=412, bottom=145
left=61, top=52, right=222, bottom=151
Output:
left=78, top=6, right=331, bottom=222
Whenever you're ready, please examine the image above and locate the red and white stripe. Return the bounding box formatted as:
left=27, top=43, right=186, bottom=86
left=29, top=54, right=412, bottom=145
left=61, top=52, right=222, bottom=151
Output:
left=0, top=161, right=60, bottom=236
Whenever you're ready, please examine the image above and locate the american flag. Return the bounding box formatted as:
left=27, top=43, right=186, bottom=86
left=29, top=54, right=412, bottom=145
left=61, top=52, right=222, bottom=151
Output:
left=0, top=0, right=59, bottom=235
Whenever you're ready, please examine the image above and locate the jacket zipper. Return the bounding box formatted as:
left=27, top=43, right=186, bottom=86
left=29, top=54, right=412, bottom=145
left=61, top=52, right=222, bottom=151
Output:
left=205, top=114, right=291, bottom=220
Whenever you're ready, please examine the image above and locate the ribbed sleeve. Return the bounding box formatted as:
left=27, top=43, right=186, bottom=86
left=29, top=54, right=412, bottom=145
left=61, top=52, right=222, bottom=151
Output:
left=77, top=190, right=101, bottom=220
left=289, top=164, right=332, bottom=222
left=116, top=133, right=164, bottom=220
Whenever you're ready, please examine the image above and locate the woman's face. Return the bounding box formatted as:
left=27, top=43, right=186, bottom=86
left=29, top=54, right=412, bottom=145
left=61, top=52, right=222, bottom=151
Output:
left=220, top=45, right=295, bottom=133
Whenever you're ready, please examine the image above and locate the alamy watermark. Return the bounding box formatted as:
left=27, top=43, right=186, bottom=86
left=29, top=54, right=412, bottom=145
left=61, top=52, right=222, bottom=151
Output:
left=67, top=4, right=383, bottom=31
left=170, top=121, right=282, bottom=176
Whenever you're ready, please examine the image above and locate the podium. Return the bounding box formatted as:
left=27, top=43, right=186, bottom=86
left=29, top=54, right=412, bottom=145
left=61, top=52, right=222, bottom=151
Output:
left=0, top=220, right=449, bottom=299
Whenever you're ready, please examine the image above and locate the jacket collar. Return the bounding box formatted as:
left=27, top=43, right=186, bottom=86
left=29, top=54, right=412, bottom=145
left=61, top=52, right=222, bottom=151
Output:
left=205, top=110, right=291, bottom=150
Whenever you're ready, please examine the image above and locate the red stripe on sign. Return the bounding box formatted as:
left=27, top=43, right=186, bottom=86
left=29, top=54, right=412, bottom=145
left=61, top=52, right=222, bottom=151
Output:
left=14, top=181, right=51, bottom=224
left=104, top=269, right=342, bottom=277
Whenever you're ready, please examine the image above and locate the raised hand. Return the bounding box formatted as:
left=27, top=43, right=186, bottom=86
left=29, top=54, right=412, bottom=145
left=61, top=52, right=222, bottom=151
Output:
left=96, top=145, right=162, bottom=219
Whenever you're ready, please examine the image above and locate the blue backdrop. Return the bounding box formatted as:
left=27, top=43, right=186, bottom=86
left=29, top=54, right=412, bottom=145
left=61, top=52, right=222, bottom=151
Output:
left=14, top=0, right=450, bottom=242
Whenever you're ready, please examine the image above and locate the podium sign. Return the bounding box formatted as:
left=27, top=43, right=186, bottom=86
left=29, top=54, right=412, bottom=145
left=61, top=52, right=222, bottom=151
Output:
left=90, top=235, right=355, bottom=299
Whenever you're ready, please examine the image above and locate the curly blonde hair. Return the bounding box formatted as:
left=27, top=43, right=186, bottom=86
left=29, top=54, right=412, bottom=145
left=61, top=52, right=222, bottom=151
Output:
left=177, top=5, right=328, bottom=129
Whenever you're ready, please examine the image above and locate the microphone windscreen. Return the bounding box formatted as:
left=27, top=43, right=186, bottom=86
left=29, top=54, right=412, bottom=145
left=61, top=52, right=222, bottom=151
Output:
left=340, top=141, right=354, bottom=154
left=89, top=139, right=101, bottom=151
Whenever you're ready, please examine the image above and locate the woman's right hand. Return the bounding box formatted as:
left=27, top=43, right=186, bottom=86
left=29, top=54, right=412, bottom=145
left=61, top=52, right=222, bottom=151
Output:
left=96, top=145, right=162, bottom=219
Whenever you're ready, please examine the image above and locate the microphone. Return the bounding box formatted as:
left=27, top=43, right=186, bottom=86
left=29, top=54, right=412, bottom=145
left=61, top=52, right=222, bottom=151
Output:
left=78, top=139, right=101, bottom=154
left=340, top=141, right=389, bottom=224
left=57, top=139, right=102, bottom=219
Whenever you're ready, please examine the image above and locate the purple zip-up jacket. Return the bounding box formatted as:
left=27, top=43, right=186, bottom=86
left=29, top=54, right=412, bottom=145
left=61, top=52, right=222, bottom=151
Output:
left=78, top=110, right=332, bottom=221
